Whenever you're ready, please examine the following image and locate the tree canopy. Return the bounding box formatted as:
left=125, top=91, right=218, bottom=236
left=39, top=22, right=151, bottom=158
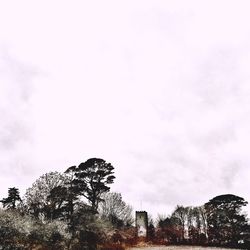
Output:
left=0, top=187, right=22, bottom=209
left=67, top=158, right=115, bottom=211
left=205, top=194, right=248, bottom=245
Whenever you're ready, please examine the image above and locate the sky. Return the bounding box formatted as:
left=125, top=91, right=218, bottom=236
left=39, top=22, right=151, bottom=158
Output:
left=0, top=0, right=250, bottom=218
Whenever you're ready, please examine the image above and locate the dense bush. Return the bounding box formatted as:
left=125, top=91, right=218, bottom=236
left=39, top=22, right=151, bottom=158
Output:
left=0, top=209, right=70, bottom=249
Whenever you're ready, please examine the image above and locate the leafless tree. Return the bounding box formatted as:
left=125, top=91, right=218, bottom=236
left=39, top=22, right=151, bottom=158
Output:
left=98, top=192, right=133, bottom=227
left=171, top=205, right=189, bottom=241
left=24, top=171, right=68, bottom=219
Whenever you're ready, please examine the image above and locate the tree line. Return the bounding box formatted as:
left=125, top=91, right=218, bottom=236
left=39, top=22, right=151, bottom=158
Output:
left=0, top=158, right=133, bottom=249
left=0, top=157, right=249, bottom=249
left=155, top=194, right=249, bottom=248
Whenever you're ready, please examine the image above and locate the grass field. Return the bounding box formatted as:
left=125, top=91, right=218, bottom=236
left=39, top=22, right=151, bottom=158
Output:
left=128, top=246, right=243, bottom=250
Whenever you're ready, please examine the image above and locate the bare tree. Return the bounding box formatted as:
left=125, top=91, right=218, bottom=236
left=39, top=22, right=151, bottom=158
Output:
left=98, top=192, right=133, bottom=227
left=171, top=205, right=189, bottom=241
left=24, top=171, right=68, bottom=219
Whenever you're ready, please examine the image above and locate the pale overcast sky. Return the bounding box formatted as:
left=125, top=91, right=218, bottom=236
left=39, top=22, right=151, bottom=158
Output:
left=0, top=0, right=250, bottom=218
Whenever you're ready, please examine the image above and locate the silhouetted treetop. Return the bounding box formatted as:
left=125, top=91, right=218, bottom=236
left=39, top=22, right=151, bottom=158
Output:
left=66, top=158, right=115, bottom=212
left=205, top=194, right=248, bottom=245
left=207, top=194, right=248, bottom=205
left=0, top=187, right=22, bottom=209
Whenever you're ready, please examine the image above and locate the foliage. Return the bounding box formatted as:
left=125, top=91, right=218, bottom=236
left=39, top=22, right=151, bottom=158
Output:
left=0, top=157, right=249, bottom=249
left=1, top=187, right=22, bottom=209
left=204, top=194, right=248, bottom=246
left=66, top=158, right=115, bottom=212
left=0, top=158, right=119, bottom=249
left=65, top=203, right=115, bottom=249
left=157, top=216, right=183, bottom=243
left=0, top=209, right=70, bottom=249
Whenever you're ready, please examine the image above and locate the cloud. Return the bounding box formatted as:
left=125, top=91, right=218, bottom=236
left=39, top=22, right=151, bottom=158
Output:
left=0, top=49, right=38, bottom=191
left=111, top=44, right=250, bottom=216
left=0, top=1, right=249, bottom=217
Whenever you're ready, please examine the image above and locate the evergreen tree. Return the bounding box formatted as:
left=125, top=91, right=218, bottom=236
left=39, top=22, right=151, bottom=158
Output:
left=66, top=158, right=115, bottom=212
left=205, top=194, right=248, bottom=246
left=1, top=187, right=22, bottom=209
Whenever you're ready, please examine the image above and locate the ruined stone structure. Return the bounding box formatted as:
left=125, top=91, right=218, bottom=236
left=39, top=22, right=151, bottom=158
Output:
left=135, top=211, right=148, bottom=238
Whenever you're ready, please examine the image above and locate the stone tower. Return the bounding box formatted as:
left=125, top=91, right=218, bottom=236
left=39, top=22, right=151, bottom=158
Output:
left=136, top=211, right=148, bottom=238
